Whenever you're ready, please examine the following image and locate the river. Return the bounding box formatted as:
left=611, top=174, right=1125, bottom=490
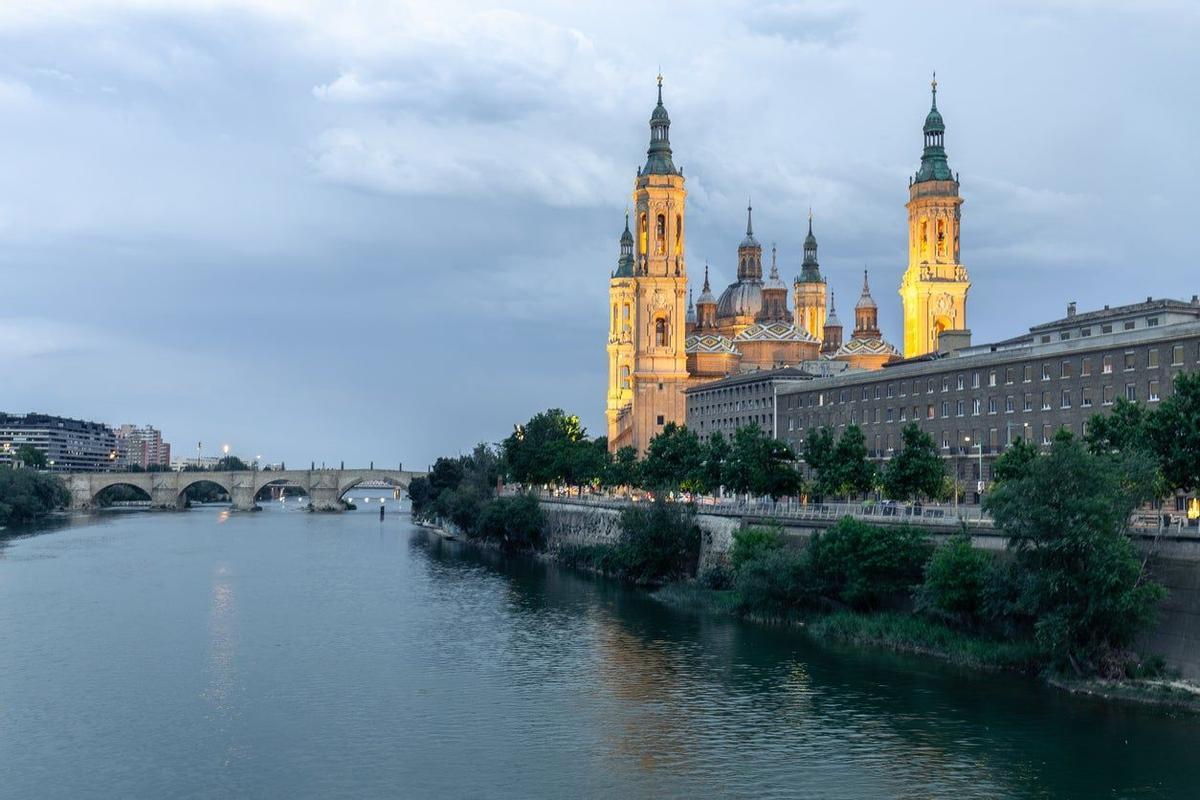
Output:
left=1, top=500, right=1196, bottom=799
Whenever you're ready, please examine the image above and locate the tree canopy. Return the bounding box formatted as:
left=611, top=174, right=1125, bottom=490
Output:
left=882, top=424, right=945, bottom=502
left=724, top=423, right=803, bottom=499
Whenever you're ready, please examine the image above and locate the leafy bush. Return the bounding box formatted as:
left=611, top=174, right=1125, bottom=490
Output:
left=919, top=534, right=991, bottom=624
left=808, top=518, right=932, bottom=610
left=613, top=499, right=701, bottom=584
left=698, top=563, right=733, bottom=590
left=434, top=485, right=485, bottom=533
left=473, top=493, right=545, bottom=552
left=729, top=526, right=786, bottom=573
left=0, top=469, right=70, bottom=526
left=732, top=546, right=816, bottom=619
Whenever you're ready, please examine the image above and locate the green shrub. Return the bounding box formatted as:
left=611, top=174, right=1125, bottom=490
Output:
left=732, top=546, right=817, bottom=619
left=0, top=469, right=70, bottom=526
left=473, top=493, right=545, bottom=552
left=729, top=525, right=786, bottom=573
left=434, top=485, right=485, bottom=534
left=919, top=534, right=991, bottom=624
left=698, top=563, right=733, bottom=590
left=613, top=499, right=701, bottom=584
left=809, top=518, right=932, bottom=610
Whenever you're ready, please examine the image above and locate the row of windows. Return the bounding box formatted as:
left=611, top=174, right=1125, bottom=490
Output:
left=788, top=423, right=1076, bottom=458
left=785, top=379, right=1166, bottom=431
left=782, top=342, right=1198, bottom=411
left=1037, top=315, right=1162, bottom=344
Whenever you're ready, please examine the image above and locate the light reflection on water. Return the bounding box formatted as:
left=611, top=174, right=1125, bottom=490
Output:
left=0, top=504, right=1196, bottom=799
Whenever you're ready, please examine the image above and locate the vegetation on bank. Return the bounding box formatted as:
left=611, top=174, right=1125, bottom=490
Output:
left=0, top=469, right=70, bottom=526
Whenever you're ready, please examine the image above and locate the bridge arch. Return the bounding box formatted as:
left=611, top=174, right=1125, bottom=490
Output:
left=176, top=475, right=234, bottom=506
left=337, top=474, right=411, bottom=501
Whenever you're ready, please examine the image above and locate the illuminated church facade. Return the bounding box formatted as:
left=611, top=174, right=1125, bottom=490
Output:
left=606, top=76, right=967, bottom=453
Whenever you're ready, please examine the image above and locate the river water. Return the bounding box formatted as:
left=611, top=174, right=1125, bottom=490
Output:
left=1, top=501, right=1196, bottom=799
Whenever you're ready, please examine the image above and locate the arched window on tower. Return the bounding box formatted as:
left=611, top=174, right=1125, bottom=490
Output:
left=612, top=304, right=618, bottom=333
left=639, top=213, right=648, bottom=255
left=655, top=215, right=666, bottom=256
left=936, top=218, right=946, bottom=258
left=655, top=317, right=668, bottom=347
left=620, top=365, right=630, bottom=390
left=919, top=219, right=929, bottom=258
left=675, top=214, right=682, bottom=256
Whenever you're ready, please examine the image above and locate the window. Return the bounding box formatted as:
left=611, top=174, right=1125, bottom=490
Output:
left=1125, top=383, right=1137, bottom=402
left=656, top=415, right=665, bottom=425
left=1124, top=320, right=1136, bottom=331
left=927, top=405, right=935, bottom=420
left=620, top=365, right=630, bottom=389
left=1041, top=392, right=1052, bottom=411
left=1101, top=324, right=1113, bottom=334
left=1102, top=385, right=1114, bottom=405
left=1005, top=396, right=1014, bottom=413
left=1005, top=367, right=1014, bottom=385
left=972, top=398, right=981, bottom=416
left=1060, top=331, right=1070, bottom=341
left=956, top=375, right=965, bottom=391
left=887, top=384, right=895, bottom=398
left=1082, top=387, right=1093, bottom=407
left=972, top=372, right=981, bottom=389
left=655, top=317, right=667, bottom=346
left=1081, top=357, right=1092, bottom=377
left=1042, top=424, right=1052, bottom=445
left=941, top=401, right=949, bottom=418
left=1081, top=328, right=1091, bottom=337
left=1042, top=363, right=1051, bottom=381
left=1148, top=348, right=1159, bottom=368
left=941, top=432, right=949, bottom=449
left=1040, top=335, right=1051, bottom=344
left=1023, top=365, right=1033, bottom=383
left=988, top=370, right=997, bottom=387
left=1172, top=345, right=1184, bottom=366
left=1102, top=354, right=1113, bottom=374
left=874, top=386, right=881, bottom=400
left=1060, top=360, right=1072, bottom=379
left=1149, top=380, right=1161, bottom=402
left=1023, top=393, right=1033, bottom=412
left=899, top=382, right=907, bottom=397
left=956, top=399, right=965, bottom=417
left=1147, top=317, right=1159, bottom=327
left=874, top=408, right=880, bottom=423
left=862, top=387, right=869, bottom=401
left=942, top=376, right=949, bottom=392
left=899, top=407, right=907, bottom=422
left=655, top=214, right=666, bottom=255
left=928, top=380, right=935, bottom=395
left=886, top=407, right=894, bottom=422
left=1124, top=352, right=1135, bottom=371
left=1061, top=389, right=1071, bottom=408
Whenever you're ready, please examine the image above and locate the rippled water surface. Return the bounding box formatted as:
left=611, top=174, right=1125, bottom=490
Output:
left=1, top=503, right=1197, bottom=799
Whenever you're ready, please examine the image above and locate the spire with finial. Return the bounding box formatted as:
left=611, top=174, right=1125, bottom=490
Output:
left=738, top=196, right=761, bottom=262
left=915, top=71, right=953, bottom=183
left=686, top=287, right=696, bottom=325
left=614, top=213, right=635, bottom=277
left=746, top=198, right=754, bottom=236
left=853, top=268, right=880, bottom=338
left=821, top=289, right=843, bottom=354
left=644, top=73, right=677, bottom=175
left=799, top=207, right=821, bottom=282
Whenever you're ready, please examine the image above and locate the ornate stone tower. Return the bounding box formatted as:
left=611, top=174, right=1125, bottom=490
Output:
left=899, top=74, right=970, bottom=358
left=793, top=211, right=827, bottom=343
left=820, top=291, right=842, bottom=356
left=758, top=245, right=789, bottom=323
left=606, top=213, right=637, bottom=448
left=607, top=76, right=689, bottom=454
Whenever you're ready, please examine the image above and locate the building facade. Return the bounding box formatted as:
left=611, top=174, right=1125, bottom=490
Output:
left=0, top=413, right=118, bottom=472
left=684, top=364, right=853, bottom=442
left=776, top=298, right=1200, bottom=499
left=115, top=424, right=172, bottom=470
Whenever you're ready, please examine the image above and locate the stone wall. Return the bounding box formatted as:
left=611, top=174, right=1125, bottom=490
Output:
left=539, top=500, right=1200, bottom=679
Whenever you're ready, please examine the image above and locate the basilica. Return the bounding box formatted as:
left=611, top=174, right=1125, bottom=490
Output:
left=605, top=76, right=970, bottom=453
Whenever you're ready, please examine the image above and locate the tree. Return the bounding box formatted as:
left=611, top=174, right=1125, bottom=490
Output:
left=919, top=534, right=992, bottom=624
left=214, top=454, right=249, bottom=472
left=557, top=436, right=608, bottom=491
left=802, top=427, right=836, bottom=499
left=428, top=456, right=464, bottom=496
left=0, top=469, right=69, bottom=525
left=605, top=446, right=641, bottom=489
left=15, top=444, right=47, bottom=470
left=1147, top=371, right=1200, bottom=494
left=1085, top=398, right=1151, bottom=455
left=407, top=476, right=435, bottom=515
left=474, top=493, right=545, bottom=552
left=984, top=432, right=1165, bottom=672
left=502, top=408, right=588, bottom=486
left=991, top=437, right=1040, bottom=484
left=830, top=425, right=876, bottom=498
left=882, top=424, right=945, bottom=502
left=700, top=431, right=730, bottom=495
left=808, top=518, right=931, bottom=610
left=641, top=423, right=704, bottom=492
left=724, top=423, right=803, bottom=499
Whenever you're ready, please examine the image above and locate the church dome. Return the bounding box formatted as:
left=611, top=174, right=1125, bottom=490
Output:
left=686, top=333, right=739, bottom=355
left=835, top=337, right=900, bottom=358
left=716, top=280, right=763, bottom=319
left=734, top=321, right=817, bottom=345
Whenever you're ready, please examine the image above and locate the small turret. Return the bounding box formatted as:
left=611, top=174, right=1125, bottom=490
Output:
left=798, top=209, right=822, bottom=283
left=614, top=212, right=634, bottom=278
left=854, top=269, right=881, bottom=337
left=914, top=72, right=954, bottom=184
left=643, top=74, right=678, bottom=176
left=685, top=288, right=697, bottom=333
left=758, top=244, right=789, bottom=322
left=820, top=291, right=843, bottom=355
left=695, top=264, right=718, bottom=329
left=736, top=200, right=763, bottom=281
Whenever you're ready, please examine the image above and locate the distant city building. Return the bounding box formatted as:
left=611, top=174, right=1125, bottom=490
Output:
left=776, top=297, right=1200, bottom=502
left=115, top=424, right=171, bottom=470
left=170, top=455, right=221, bottom=471
left=0, top=413, right=118, bottom=472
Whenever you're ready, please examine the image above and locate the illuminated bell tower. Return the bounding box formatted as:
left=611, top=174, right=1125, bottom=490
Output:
left=624, top=75, right=689, bottom=454
left=899, top=73, right=970, bottom=358
left=606, top=213, right=637, bottom=449
left=793, top=210, right=827, bottom=343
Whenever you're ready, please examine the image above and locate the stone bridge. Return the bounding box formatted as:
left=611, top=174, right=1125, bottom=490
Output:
left=63, top=469, right=420, bottom=512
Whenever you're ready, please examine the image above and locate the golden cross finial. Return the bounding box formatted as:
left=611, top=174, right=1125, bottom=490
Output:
left=931, top=70, right=937, bottom=92
left=657, top=72, right=663, bottom=88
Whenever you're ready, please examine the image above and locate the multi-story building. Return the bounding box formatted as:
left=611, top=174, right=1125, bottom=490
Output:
left=115, top=424, right=172, bottom=470
left=684, top=364, right=854, bottom=442
left=776, top=297, right=1200, bottom=501
left=0, top=413, right=118, bottom=472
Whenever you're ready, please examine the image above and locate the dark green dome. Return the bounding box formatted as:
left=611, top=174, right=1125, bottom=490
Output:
left=914, top=74, right=955, bottom=184
left=643, top=75, right=678, bottom=176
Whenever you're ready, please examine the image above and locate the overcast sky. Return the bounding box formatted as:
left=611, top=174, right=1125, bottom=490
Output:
left=1, top=1, right=1197, bottom=467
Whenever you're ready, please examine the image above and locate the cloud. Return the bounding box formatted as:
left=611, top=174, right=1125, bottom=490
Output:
left=0, top=77, right=33, bottom=104
left=744, top=1, right=860, bottom=45
left=313, top=70, right=398, bottom=103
